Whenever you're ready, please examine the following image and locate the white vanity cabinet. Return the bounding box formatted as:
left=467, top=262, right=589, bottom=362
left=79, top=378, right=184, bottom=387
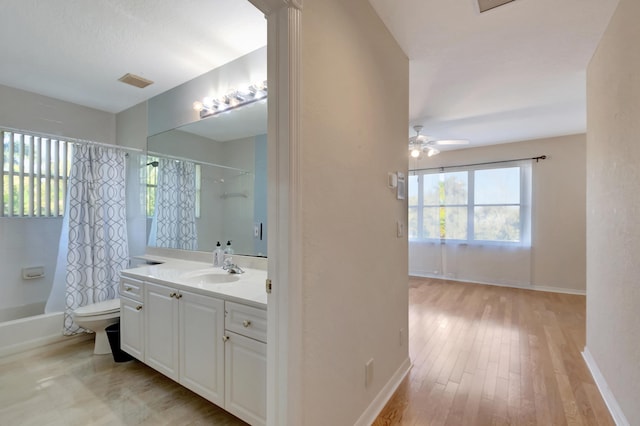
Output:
left=119, top=277, right=144, bottom=361
left=119, top=262, right=267, bottom=426
left=144, top=281, right=225, bottom=406
left=224, top=302, right=267, bottom=426
left=179, top=289, right=225, bottom=405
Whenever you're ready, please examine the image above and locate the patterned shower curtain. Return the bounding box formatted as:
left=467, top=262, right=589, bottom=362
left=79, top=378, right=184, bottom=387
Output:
left=62, top=145, right=129, bottom=334
left=148, top=157, right=198, bottom=250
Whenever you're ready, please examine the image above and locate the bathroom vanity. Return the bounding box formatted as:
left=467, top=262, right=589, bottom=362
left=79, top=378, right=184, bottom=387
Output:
left=119, top=256, right=267, bottom=426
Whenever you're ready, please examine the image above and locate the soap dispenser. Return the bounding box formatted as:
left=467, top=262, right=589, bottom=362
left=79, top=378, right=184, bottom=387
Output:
left=213, top=241, right=224, bottom=267
left=223, top=240, right=234, bottom=265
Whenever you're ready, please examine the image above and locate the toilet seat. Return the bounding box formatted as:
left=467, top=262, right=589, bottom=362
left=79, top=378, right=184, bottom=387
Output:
left=74, top=298, right=120, bottom=317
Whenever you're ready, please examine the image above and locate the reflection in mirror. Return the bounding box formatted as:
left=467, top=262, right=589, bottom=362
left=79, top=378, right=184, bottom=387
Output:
left=146, top=104, right=267, bottom=256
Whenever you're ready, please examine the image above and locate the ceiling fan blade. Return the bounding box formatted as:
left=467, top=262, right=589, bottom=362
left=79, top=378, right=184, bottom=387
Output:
left=433, top=139, right=469, bottom=145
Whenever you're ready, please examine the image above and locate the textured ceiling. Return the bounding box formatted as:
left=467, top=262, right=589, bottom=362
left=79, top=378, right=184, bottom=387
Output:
left=0, top=0, right=621, bottom=149
left=369, top=0, right=620, bottom=147
left=0, top=0, right=266, bottom=114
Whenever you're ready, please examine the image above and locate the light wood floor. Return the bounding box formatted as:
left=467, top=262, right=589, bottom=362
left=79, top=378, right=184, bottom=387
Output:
left=374, top=277, right=614, bottom=426
left=0, top=279, right=614, bottom=425
left=0, top=338, right=247, bottom=425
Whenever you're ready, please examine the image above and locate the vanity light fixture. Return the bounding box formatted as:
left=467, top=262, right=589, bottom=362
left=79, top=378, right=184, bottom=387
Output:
left=193, top=80, right=268, bottom=119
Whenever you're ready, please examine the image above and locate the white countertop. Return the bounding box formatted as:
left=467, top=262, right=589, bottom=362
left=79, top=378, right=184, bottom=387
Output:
left=121, top=257, right=267, bottom=309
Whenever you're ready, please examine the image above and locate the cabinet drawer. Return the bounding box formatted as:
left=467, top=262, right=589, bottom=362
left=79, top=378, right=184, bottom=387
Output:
left=225, top=302, right=267, bottom=343
left=120, top=276, right=143, bottom=301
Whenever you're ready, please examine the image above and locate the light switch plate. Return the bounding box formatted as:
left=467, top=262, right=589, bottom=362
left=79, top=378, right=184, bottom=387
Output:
left=365, top=358, right=374, bottom=387
left=396, top=172, right=405, bottom=200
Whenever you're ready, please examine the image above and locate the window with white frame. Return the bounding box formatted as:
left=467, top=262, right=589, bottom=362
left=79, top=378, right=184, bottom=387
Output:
left=408, top=163, right=530, bottom=245
left=1, top=130, right=71, bottom=217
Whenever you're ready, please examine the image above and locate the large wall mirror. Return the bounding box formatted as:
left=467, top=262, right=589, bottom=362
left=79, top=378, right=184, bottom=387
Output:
left=146, top=47, right=267, bottom=257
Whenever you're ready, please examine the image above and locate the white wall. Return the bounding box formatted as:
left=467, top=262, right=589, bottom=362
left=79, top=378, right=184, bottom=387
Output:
left=0, top=84, right=116, bottom=144
left=299, top=0, right=410, bottom=424
left=586, top=0, right=640, bottom=423
left=0, top=85, right=116, bottom=316
left=117, top=102, right=148, bottom=258
left=410, top=134, right=587, bottom=293
left=148, top=128, right=223, bottom=164
left=116, top=101, right=147, bottom=151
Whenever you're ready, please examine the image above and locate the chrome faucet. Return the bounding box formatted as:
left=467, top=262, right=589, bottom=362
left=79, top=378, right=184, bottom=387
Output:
left=223, top=258, right=244, bottom=274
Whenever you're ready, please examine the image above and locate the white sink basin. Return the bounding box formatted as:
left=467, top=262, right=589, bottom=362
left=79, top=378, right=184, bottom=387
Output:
left=180, top=269, right=240, bottom=284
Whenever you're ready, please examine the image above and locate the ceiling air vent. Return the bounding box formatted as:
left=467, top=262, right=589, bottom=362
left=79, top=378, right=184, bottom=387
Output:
left=118, top=73, right=154, bottom=89
left=478, top=0, right=515, bottom=13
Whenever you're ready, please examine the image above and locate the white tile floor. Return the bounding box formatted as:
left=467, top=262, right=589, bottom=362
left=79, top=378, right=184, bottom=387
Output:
left=0, top=337, right=247, bottom=425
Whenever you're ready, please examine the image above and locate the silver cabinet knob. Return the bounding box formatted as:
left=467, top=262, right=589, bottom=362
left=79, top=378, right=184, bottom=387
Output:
left=175, top=293, right=182, bottom=299
left=125, top=286, right=132, bottom=291
left=222, top=335, right=229, bottom=342
left=136, top=305, right=143, bottom=311
left=242, top=320, right=251, bottom=328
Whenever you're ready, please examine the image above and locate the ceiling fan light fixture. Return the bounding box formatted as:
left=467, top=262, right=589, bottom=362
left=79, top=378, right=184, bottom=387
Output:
left=408, top=124, right=469, bottom=158
left=427, top=147, right=440, bottom=157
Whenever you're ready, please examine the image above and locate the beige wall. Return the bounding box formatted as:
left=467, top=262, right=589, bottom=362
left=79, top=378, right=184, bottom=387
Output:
left=411, top=134, right=587, bottom=293
left=300, top=0, right=410, bottom=424
left=586, top=0, right=640, bottom=423
left=116, top=101, right=147, bottom=151
left=0, top=84, right=115, bottom=144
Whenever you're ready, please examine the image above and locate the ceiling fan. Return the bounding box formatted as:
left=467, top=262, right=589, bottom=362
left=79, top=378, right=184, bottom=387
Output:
left=408, top=125, right=469, bottom=158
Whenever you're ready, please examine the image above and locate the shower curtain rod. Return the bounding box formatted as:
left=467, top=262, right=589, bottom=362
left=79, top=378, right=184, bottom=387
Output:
left=70, top=139, right=143, bottom=154
left=1, top=126, right=143, bottom=154
left=147, top=150, right=251, bottom=174
left=410, top=155, right=547, bottom=173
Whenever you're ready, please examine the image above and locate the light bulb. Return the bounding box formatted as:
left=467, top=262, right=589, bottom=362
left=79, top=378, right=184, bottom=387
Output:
left=192, top=101, right=203, bottom=112
left=410, top=148, right=421, bottom=158
left=203, top=97, right=214, bottom=108
left=427, top=148, right=440, bottom=157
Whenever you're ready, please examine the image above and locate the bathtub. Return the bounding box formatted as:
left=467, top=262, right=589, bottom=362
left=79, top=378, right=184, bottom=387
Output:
left=0, top=311, right=66, bottom=357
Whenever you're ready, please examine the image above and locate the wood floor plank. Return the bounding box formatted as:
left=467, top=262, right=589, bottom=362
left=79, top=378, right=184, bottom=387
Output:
left=375, top=278, right=615, bottom=426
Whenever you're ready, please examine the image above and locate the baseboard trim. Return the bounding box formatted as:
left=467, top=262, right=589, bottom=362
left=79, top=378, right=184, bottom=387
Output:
left=409, top=274, right=586, bottom=295
left=582, top=347, right=629, bottom=426
left=0, top=333, right=91, bottom=358
left=354, top=357, right=412, bottom=426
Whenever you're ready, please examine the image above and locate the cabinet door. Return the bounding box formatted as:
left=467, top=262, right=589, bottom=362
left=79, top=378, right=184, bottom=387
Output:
left=179, top=291, right=225, bottom=406
left=120, top=297, right=144, bottom=361
left=144, top=282, right=179, bottom=381
left=225, top=331, right=267, bottom=426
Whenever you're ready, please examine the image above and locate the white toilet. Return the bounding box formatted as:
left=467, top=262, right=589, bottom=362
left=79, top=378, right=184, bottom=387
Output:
left=73, top=299, right=121, bottom=355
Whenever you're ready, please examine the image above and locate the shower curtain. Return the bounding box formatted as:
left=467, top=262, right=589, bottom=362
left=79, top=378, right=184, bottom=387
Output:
left=48, top=145, right=129, bottom=335
left=148, top=157, right=198, bottom=250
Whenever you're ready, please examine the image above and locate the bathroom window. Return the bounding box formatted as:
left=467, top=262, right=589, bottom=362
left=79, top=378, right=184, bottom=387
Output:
left=408, top=162, right=531, bottom=245
left=1, top=130, right=71, bottom=217
left=145, top=155, right=158, bottom=218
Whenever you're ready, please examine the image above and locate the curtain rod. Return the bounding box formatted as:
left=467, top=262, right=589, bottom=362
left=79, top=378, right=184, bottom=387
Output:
left=70, top=139, right=143, bottom=154
left=146, top=150, right=251, bottom=174
left=410, top=155, right=547, bottom=173
left=1, top=126, right=143, bottom=154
